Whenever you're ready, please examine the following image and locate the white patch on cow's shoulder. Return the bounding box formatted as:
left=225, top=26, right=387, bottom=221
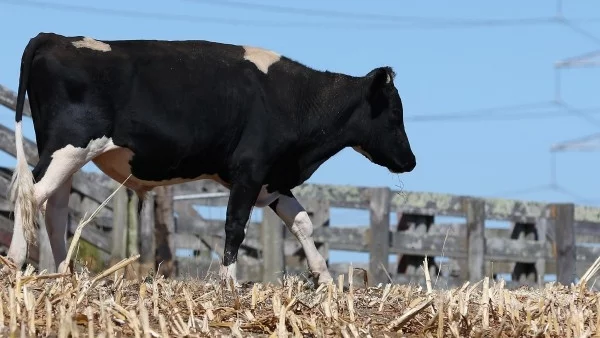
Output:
left=72, top=37, right=111, bottom=52
left=243, top=46, right=281, bottom=74
left=353, top=146, right=374, bottom=162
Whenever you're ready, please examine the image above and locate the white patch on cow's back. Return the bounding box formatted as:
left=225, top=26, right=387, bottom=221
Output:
left=72, top=37, right=111, bottom=52
left=243, top=46, right=281, bottom=74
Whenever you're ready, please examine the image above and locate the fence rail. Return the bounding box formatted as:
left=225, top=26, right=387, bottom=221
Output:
left=170, top=181, right=600, bottom=288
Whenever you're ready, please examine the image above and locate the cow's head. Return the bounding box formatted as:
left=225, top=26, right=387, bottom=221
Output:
left=352, top=66, right=416, bottom=174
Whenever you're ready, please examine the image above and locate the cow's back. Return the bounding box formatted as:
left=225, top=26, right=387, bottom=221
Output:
left=25, top=33, right=282, bottom=183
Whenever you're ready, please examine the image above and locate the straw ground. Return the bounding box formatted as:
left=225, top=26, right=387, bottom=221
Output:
left=2, top=180, right=600, bottom=337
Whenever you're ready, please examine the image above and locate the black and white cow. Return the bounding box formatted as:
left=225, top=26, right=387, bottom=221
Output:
left=6, top=32, right=416, bottom=285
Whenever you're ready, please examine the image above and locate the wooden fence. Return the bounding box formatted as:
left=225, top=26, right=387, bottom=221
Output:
left=2, top=83, right=600, bottom=289
left=169, top=180, right=600, bottom=288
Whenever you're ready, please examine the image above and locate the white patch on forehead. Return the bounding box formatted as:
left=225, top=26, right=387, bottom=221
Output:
left=243, top=46, right=281, bottom=74
left=72, top=37, right=111, bottom=52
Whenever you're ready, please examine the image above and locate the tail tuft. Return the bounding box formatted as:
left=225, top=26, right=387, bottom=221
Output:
left=9, top=121, right=38, bottom=245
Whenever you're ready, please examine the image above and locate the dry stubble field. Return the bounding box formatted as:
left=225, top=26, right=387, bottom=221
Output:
left=1, top=184, right=600, bottom=337
left=0, top=252, right=599, bottom=337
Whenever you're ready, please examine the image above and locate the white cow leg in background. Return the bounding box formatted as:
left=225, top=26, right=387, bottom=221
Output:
left=271, top=193, right=333, bottom=285
left=44, top=177, right=73, bottom=273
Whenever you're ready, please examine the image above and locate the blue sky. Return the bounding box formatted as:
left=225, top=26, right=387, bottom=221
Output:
left=1, top=1, right=600, bottom=269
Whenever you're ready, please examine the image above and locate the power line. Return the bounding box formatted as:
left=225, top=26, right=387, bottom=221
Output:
left=560, top=19, right=600, bottom=46
left=186, top=0, right=563, bottom=28
left=407, top=103, right=600, bottom=123
left=0, top=0, right=317, bottom=28
left=0, top=0, right=592, bottom=30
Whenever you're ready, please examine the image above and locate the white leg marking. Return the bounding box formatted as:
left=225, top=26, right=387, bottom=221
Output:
left=274, top=195, right=333, bottom=284
left=6, top=121, right=36, bottom=269
left=219, top=262, right=240, bottom=288
left=72, top=37, right=111, bottom=52
left=243, top=46, right=281, bottom=74
left=44, top=177, right=72, bottom=272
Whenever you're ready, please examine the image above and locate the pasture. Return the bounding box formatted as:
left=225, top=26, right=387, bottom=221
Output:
left=2, top=247, right=600, bottom=337
left=1, top=186, right=599, bottom=337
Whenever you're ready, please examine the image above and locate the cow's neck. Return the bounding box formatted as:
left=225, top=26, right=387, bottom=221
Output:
left=292, top=72, right=367, bottom=179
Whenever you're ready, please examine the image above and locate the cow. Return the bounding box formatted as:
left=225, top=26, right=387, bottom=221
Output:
left=5, top=32, right=416, bottom=286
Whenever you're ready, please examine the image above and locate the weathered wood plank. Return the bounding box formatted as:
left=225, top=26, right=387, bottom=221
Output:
left=466, top=198, right=485, bottom=282
left=485, top=238, right=551, bottom=263
left=535, top=213, right=549, bottom=287
left=554, top=203, right=576, bottom=285
left=0, top=84, right=31, bottom=117
left=155, top=186, right=176, bottom=277
left=0, top=124, right=39, bottom=164
left=391, top=232, right=466, bottom=258
left=67, top=215, right=112, bottom=254
left=139, top=193, right=155, bottom=273
left=110, top=184, right=128, bottom=265
left=261, top=207, right=285, bottom=283
left=487, top=260, right=593, bottom=277
left=368, top=187, right=391, bottom=285
left=173, top=232, right=212, bottom=251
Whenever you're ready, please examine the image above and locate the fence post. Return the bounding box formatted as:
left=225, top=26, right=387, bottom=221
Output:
left=552, top=203, right=575, bottom=285
left=139, top=192, right=156, bottom=276
left=126, top=191, right=139, bottom=279
left=261, top=207, right=285, bottom=283
left=465, top=198, right=485, bottom=283
left=534, top=207, right=550, bottom=288
left=154, top=186, right=176, bottom=278
left=110, top=183, right=129, bottom=266
left=369, top=187, right=391, bottom=285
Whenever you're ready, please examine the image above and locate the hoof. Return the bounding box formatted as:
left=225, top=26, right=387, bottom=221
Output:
left=58, top=259, right=74, bottom=274
left=308, top=271, right=334, bottom=288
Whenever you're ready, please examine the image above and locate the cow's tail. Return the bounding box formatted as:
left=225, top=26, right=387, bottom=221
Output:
left=9, top=35, right=44, bottom=246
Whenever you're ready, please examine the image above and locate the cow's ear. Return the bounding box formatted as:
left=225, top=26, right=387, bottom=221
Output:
left=366, top=67, right=392, bottom=98
left=366, top=67, right=392, bottom=116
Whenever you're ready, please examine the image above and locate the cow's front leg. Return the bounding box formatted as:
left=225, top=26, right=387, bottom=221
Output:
left=220, top=175, right=263, bottom=287
left=269, top=191, right=333, bottom=285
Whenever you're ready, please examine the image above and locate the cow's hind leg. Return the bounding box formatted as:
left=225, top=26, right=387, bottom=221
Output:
left=6, top=137, right=110, bottom=272
left=43, top=176, right=73, bottom=273
left=269, top=191, right=333, bottom=285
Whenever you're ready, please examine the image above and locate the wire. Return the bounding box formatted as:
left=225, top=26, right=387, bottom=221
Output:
left=555, top=101, right=600, bottom=128
left=560, top=19, right=600, bottom=46
left=0, top=0, right=316, bottom=28
left=186, top=0, right=561, bottom=28
left=407, top=106, right=600, bottom=122
left=0, top=0, right=580, bottom=30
